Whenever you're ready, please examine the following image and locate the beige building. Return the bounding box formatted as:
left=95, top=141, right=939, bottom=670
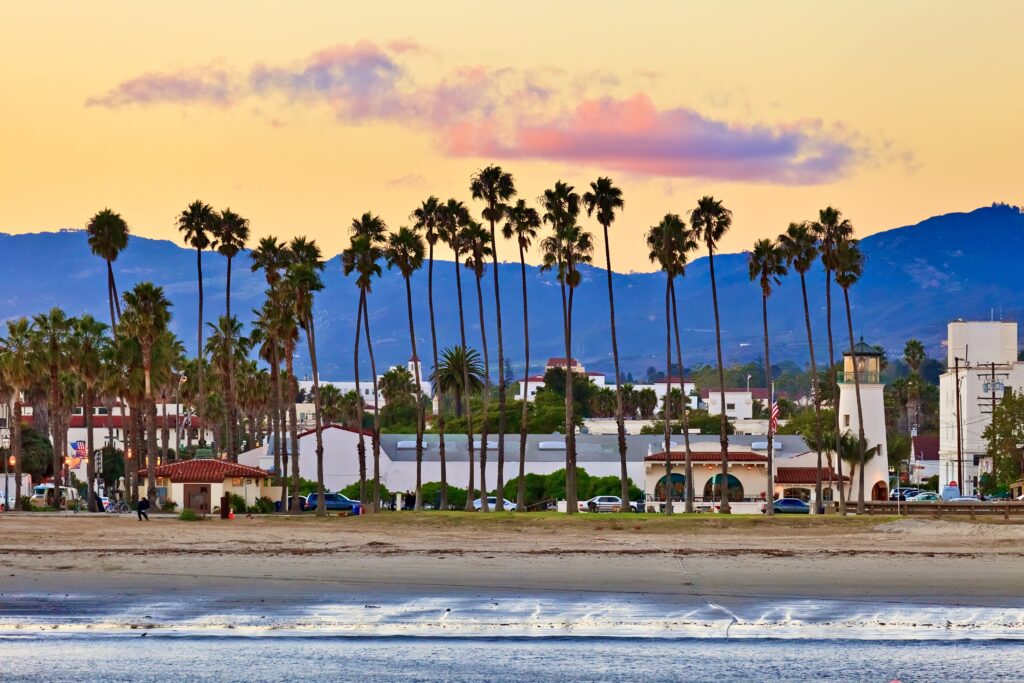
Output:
left=138, top=459, right=278, bottom=514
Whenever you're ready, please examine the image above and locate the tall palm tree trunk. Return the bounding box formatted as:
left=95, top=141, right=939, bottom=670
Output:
left=403, top=276, right=425, bottom=511
left=196, top=248, right=207, bottom=447
left=825, top=271, right=847, bottom=513
left=146, top=394, right=158, bottom=506
left=601, top=222, right=631, bottom=509
left=515, top=242, right=531, bottom=511
left=269, top=352, right=287, bottom=511
left=488, top=224, right=507, bottom=511
left=560, top=277, right=578, bottom=513
left=761, top=293, right=774, bottom=516
left=305, top=317, right=326, bottom=516
left=106, top=260, right=119, bottom=330
left=13, top=397, right=23, bottom=504
left=225, top=256, right=236, bottom=461
left=662, top=277, right=673, bottom=515
left=427, top=243, right=448, bottom=509
left=85, top=389, right=96, bottom=512
left=354, top=293, right=367, bottom=506
left=286, top=360, right=300, bottom=513
left=800, top=273, right=826, bottom=512
left=475, top=273, right=491, bottom=512
left=707, top=248, right=731, bottom=514
left=843, top=288, right=868, bottom=513
left=453, top=257, right=476, bottom=510
left=362, top=300, right=382, bottom=512
left=669, top=280, right=695, bottom=512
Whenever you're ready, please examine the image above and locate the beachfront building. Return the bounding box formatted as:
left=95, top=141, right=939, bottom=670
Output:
left=938, top=321, right=1024, bottom=496
left=515, top=358, right=608, bottom=402
left=238, top=423, right=372, bottom=490
left=836, top=339, right=891, bottom=501
left=138, top=459, right=277, bottom=514
left=702, top=388, right=768, bottom=421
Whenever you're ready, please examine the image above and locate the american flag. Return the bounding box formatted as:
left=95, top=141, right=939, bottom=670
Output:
left=769, top=401, right=780, bottom=435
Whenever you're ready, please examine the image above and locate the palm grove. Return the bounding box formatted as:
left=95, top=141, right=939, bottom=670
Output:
left=0, top=165, right=887, bottom=515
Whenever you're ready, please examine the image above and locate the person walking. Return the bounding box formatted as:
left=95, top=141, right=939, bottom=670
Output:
left=137, top=496, right=151, bottom=521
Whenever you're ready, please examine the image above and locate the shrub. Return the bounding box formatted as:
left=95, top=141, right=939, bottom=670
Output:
left=178, top=509, right=200, bottom=521
left=248, top=496, right=275, bottom=514
left=18, top=495, right=33, bottom=511
left=229, top=494, right=247, bottom=514
left=160, top=500, right=178, bottom=513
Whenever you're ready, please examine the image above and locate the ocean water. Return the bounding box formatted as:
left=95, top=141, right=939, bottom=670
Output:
left=2, top=592, right=1023, bottom=681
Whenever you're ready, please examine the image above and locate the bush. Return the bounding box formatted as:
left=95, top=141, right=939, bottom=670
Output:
left=160, top=500, right=178, bottom=513
left=19, top=495, right=33, bottom=511
left=248, top=496, right=275, bottom=514
left=229, top=494, right=247, bottom=514
left=420, top=481, right=469, bottom=510
left=178, top=509, right=200, bottom=521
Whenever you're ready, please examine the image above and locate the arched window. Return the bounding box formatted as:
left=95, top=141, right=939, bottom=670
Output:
left=655, top=473, right=687, bottom=501
left=703, top=474, right=744, bottom=502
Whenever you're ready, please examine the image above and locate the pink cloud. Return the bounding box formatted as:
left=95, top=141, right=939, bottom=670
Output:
left=86, top=69, right=233, bottom=108
left=441, top=93, right=859, bottom=184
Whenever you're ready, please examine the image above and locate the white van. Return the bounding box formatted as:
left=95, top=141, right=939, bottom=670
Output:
left=31, top=484, right=80, bottom=508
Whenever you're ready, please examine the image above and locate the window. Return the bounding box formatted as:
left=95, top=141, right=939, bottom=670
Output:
left=726, top=403, right=736, bottom=411
left=95, top=407, right=109, bottom=415
left=72, top=407, right=84, bottom=416
left=843, top=414, right=850, bottom=427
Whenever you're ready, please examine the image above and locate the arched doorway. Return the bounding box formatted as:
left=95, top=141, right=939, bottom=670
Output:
left=871, top=481, right=888, bottom=501
left=655, top=473, right=687, bottom=501
left=704, top=474, right=744, bottom=502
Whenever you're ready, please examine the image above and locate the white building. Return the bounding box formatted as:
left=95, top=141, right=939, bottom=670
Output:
left=300, top=356, right=432, bottom=410
left=835, top=339, right=891, bottom=500
left=703, top=388, right=768, bottom=421
left=938, top=321, right=1024, bottom=496
left=514, top=357, right=608, bottom=402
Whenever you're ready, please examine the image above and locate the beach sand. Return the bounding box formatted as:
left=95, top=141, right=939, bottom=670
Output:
left=1, top=513, right=1022, bottom=606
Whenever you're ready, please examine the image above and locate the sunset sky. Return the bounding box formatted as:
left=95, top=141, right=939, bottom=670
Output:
left=2, top=1, right=1022, bottom=272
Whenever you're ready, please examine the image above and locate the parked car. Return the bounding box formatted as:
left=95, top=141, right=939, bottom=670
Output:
left=579, top=495, right=639, bottom=513
left=907, top=491, right=941, bottom=502
left=948, top=496, right=980, bottom=503
left=306, top=492, right=361, bottom=514
left=762, top=498, right=810, bottom=514
left=889, top=488, right=920, bottom=501
left=472, top=497, right=516, bottom=512
left=276, top=495, right=308, bottom=512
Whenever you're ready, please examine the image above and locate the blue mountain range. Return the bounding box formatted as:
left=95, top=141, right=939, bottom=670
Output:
left=1, top=204, right=1021, bottom=379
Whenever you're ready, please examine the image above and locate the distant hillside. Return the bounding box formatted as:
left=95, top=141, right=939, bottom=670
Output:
left=1, top=204, right=1021, bottom=379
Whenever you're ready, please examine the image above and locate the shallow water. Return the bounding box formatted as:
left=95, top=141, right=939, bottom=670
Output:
left=1, top=634, right=1020, bottom=681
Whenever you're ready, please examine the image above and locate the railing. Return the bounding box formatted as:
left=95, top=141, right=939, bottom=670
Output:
left=836, top=370, right=881, bottom=384
left=863, top=501, right=1024, bottom=519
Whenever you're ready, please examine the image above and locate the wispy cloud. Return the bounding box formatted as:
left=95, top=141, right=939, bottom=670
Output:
left=87, top=43, right=872, bottom=184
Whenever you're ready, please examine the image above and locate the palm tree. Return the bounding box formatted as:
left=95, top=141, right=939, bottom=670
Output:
left=0, top=318, right=34, bottom=503
left=470, top=165, right=516, bottom=511
left=120, top=283, right=172, bottom=504
left=438, top=199, right=478, bottom=510
left=71, top=315, right=109, bottom=512
left=431, top=346, right=485, bottom=417
left=177, top=201, right=217, bottom=447
left=667, top=228, right=699, bottom=511
left=213, top=208, right=250, bottom=461
left=343, top=214, right=386, bottom=511
left=32, top=308, right=73, bottom=504
left=812, top=207, right=854, bottom=514
left=412, top=196, right=449, bottom=509
left=318, top=383, right=343, bottom=424
left=689, top=196, right=734, bottom=513
left=582, top=177, right=630, bottom=508
left=286, top=237, right=326, bottom=513
left=502, top=199, right=540, bottom=510
left=748, top=239, right=788, bottom=515
left=385, top=225, right=427, bottom=509
left=85, top=208, right=130, bottom=330
left=834, top=238, right=869, bottom=513
left=903, top=338, right=926, bottom=430
left=379, top=367, right=417, bottom=406
left=778, top=222, right=827, bottom=511
left=539, top=181, right=592, bottom=513
left=462, top=219, right=494, bottom=511
left=338, top=390, right=363, bottom=428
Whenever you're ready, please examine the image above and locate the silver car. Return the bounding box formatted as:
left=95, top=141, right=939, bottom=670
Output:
left=580, top=495, right=638, bottom=513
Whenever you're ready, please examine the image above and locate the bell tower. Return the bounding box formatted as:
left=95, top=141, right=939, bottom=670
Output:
left=837, top=338, right=890, bottom=500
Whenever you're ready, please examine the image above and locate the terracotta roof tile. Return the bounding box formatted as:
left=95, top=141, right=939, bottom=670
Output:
left=644, top=450, right=767, bottom=463
left=774, top=467, right=849, bottom=484
left=138, top=459, right=271, bottom=483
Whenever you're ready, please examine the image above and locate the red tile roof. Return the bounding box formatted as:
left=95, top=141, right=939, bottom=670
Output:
left=20, top=414, right=207, bottom=429
left=138, top=459, right=271, bottom=483
left=645, top=450, right=767, bottom=463
left=546, top=357, right=581, bottom=367
left=774, top=467, right=849, bottom=484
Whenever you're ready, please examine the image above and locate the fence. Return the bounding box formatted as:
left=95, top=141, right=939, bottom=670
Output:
left=863, top=501, right=1024, bottom=520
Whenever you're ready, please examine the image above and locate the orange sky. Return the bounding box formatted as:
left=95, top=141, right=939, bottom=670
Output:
left=2, top=1, right=1022, bottom=271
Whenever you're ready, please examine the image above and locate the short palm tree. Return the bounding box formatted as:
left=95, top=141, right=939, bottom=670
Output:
left=32, top=307, right=74, bottom=503
left=438, top=198, right=478, bottom=509
left=470, top=165, right=516, bottom=510
left=412, top=196, right=449, bottom=509
left=502, top=199, right=540, bottom=510
left=748, top=239, right=788, bottom=514
left=689, top=196, right=734, bottom=513
left=85, top=208, right=130, bottom=330
left=385, top=225, right=427, bottom=509
left=834, top=237, right=869, bottom=512
left=379, top=367, right=417, bottom=406
left=431, top=346, right=485, bottom=417
left=778, top=221, right=827, bottom=510
left=812, top=206, right=854, bottom=513
left=461, top=219, right=494, bottom=511
left=177, top=200, right=217, bottom=447
left=582, top=177, right=630, bottom=508
left=539, top=181, right=592, bottom=513
left=212, top=208, right=250, bottom=461
left=0, top=318, right=34, bottom=502
left=903, top=338, right=926, bottom=429
left=71, top=315, right=110, bottom=512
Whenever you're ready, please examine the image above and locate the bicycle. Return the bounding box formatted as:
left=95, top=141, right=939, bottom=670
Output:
left=106, top=500, right=131, bottom=513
